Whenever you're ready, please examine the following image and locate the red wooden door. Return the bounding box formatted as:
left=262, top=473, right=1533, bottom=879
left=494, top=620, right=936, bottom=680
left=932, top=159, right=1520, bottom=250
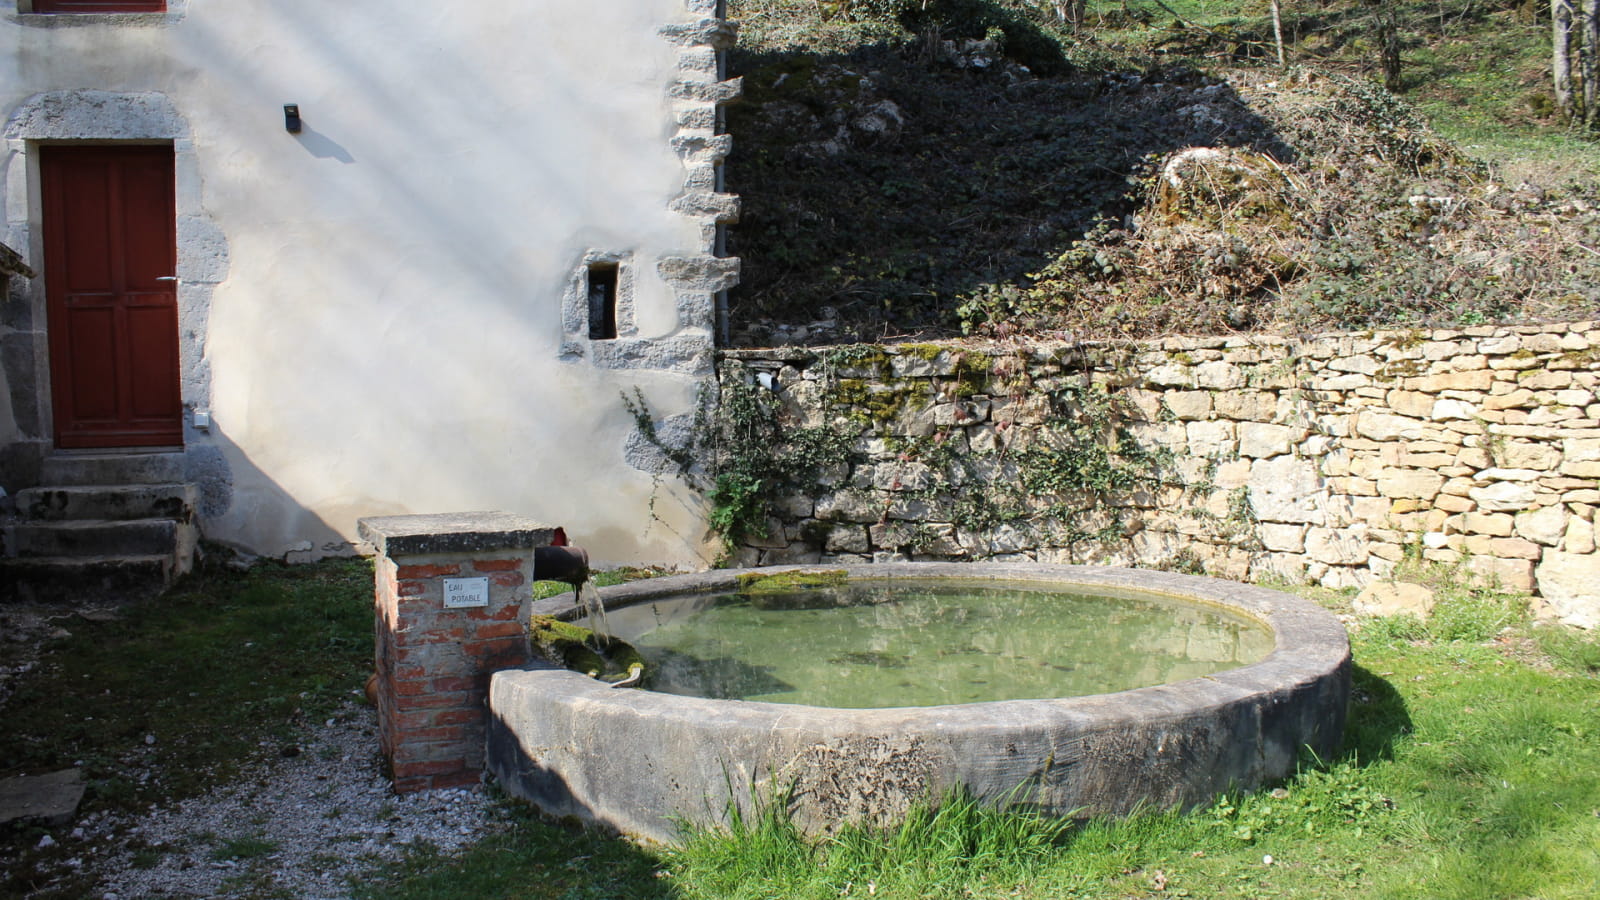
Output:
left=43, top=146, right=182, bottom=449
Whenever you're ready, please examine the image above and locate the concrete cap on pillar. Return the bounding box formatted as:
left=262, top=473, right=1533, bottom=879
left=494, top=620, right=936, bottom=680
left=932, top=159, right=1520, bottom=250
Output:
left=357, top=512, right=561, bottom=557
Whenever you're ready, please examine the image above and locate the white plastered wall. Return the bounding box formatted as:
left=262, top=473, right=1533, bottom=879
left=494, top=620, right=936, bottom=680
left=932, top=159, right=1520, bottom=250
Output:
left=1, top=1, right=726, bottom=567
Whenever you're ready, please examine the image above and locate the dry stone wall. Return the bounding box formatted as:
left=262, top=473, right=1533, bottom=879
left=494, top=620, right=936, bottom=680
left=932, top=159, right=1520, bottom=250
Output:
left=719, top=321, right=1600, bottom=628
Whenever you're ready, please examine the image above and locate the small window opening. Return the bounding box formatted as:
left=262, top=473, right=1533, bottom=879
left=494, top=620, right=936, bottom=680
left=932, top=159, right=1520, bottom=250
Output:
left=587, top=263, right=619, bottom=340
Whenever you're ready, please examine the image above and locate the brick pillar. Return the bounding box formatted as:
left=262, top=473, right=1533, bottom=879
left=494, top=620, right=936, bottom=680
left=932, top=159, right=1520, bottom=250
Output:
left=357, top=512, right=558, bottom=793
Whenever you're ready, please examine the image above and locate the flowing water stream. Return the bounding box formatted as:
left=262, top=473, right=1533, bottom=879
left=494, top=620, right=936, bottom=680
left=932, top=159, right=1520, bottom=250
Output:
left=574, top=577, right=613, bottom=650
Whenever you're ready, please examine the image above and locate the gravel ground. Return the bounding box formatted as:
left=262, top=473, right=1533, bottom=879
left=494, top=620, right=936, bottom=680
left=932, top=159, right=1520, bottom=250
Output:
left=30, top=702, right=506, bottom=900
left=3, top=601, right=509, bottom=900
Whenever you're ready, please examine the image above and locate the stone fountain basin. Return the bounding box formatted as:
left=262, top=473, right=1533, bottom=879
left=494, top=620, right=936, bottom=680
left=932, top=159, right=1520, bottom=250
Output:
left=487, top=564, right=1351, bottom=843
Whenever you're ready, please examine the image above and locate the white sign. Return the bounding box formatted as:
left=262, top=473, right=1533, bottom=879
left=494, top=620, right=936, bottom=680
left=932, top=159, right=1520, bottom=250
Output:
left=442, top=576, right=490, bottom=609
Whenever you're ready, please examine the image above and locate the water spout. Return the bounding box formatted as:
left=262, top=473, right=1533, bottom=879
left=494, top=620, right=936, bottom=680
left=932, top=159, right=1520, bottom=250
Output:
left=533, top=544, right=590, bottom=587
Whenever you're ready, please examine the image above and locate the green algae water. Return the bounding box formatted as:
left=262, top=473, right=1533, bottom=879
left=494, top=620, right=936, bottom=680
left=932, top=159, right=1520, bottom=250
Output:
left=606, top=579, right=1274, bottom=708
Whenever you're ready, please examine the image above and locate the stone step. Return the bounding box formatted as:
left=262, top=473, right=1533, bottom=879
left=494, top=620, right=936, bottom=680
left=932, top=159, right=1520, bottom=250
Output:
left=0, top=555, right=175, bottom=604
left=40, top=451, right=186, bottom=487
left=15, top=483, right=197, bottom=522
left=5, top=519, right=183, bottom=558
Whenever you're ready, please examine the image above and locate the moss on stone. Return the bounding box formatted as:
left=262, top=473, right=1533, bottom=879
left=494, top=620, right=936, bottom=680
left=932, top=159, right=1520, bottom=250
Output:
left=831, top=378, right=917, bottom=426
left=949, top=350, right=994, bottom=396
left=736, top=569, right=849, bottom=593
left=820, top=344, right=892, bottom=375
left=527, top=615, right=645, bottom=685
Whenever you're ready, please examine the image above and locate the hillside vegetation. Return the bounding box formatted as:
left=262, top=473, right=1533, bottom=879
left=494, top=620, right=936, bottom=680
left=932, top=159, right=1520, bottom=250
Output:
left=723, top=0, right=1600, bottom=345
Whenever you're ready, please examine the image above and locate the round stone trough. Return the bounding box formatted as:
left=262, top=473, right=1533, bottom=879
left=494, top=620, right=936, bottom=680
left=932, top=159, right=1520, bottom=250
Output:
left=486, top=564, right=1350, bottom=843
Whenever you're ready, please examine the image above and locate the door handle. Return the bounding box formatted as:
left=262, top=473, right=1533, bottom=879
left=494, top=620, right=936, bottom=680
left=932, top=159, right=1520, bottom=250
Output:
left=157, top=276, right=179, bottom=282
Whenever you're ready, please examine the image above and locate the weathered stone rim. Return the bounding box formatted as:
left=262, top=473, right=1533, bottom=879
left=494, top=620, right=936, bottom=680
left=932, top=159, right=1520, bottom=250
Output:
left=497, top=564, right=1351, bottom=843
left=528, top=562, right=1347, bottom=715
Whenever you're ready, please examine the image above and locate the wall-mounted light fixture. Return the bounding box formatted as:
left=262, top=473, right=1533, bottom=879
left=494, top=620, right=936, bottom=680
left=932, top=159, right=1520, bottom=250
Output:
left=284, top=104, right=302, bottom=134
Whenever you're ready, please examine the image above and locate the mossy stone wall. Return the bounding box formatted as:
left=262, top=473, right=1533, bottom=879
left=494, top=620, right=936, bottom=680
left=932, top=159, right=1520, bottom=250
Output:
left=718, top=321, right=1600, bottom=628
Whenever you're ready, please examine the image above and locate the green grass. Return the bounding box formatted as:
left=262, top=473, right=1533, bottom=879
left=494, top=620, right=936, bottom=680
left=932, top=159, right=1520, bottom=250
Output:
left=349, top=813, right=671, bottom=900
left=0, top=558, right=373, bottom=810
left=360, top=577, right=1600, bottom=900
left=6, top=558, right=1600, bottom=899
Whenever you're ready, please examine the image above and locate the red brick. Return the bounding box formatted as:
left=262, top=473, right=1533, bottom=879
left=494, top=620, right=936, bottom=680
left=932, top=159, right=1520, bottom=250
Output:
left=393, top=752, right=469, bottom=776
left=397, top=563, right=462, bottom=579
left=491, top=572, right=526, bottom=588
left=472, top=559, right=524, bottom=573
left=477, top=651, right=528, bottom=671
left=392, top=711, right=432, bottom=731
left=390, top=678, right=439, bottom=697
left=464, top=637, right=523, bottom=658
left=395, top=725, right=467, bottom=744
left=392, top=690, right=474, bottom=710
left=429, top=709, right=480, bottom=727
left=393, top=664, right=428, bottom=681
left=428, top=770, right=482, bottom=790
left=463, top=604, right=519, bottom=622
left=430, top=675, right=480, bottom=693
left=470, top=621, right=525, bottom=641
left=398, top=582, right=427, bottom=597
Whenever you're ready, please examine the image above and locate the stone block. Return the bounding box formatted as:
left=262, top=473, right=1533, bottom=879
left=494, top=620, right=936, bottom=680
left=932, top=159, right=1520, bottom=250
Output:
left=1257, top=523, right=1306, bottom=552
left=1253, top=552, right=1308, bottom=583
left=1408, top=370, right=1494, bottom=392
left=815, top=490, right=883, bottom=524
left=1376, top=468, right=1444, bottom=500
left=1353, top=582, right=1435, bottom=618
left=1214, top=459, right=1252, bottom=489
left=1319, top=566, right=1370, bottom=590
left=1514, top=505, right=1568, bottom=546
left=1534, top=551, right=1600, bottom=628
left=1186, top=420, right=1236, bottom=457
left=1488, top=537, right=1544, bottom=560
left=1239, top=422, right=1296, bottom=458
left=1431, top=398, right=1479, bottom=420
left=1384, top=390, right=1434, bottom=417
left=1146, top=364, right=1195, bottom=388
left=1517, top=370, right=1569, bottom=390
left=1562, top=437, right=1600, bottom=462
left=1469, top=481, right=1537, bottom=513
left=1164, top=390, right=1213, bottom=420
left=1194, top=361, right=1246, bottom=389
left=1248, top=455, right=1325, bottom=525
left=0, top=770, right=85, bottom=828
left=1355, top=410, right=1431, bottom=441
left=1306, top=526, right=1368, bottom=565
left=1479, top=335, right=1522, bottom=354
left=1464, top=512, right=1514, bottom=536
left=764, top=543, right=825, bottom=565
left=1559, top=460, right=1600, bottom=478
left=1564, top=516, right=1596, bottom=555
left=1397, top=451, right=1456, bottom=469
left=1212, top=390, right=1279, bottom=421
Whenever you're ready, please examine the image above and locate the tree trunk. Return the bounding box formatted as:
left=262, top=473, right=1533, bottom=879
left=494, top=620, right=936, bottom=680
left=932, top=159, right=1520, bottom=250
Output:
left=1555, top=0, right=1576, bottom=119
left=1379, top=5, right=1404, bottom=91
left=1583, top=0, right=1599, bottom=126
left=1272, top=0, right=1287, bottom=67
left=1054, top=2, right=1087, bottom=31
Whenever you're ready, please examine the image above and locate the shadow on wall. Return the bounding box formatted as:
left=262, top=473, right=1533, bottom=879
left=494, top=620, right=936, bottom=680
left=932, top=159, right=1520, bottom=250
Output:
left=190, top=426, right=370, bottom=563
left=723, top=30, right=1293, bottom=343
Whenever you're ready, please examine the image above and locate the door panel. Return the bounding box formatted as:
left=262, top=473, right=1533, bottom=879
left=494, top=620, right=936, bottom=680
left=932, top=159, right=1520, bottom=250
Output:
left=43, top=146, right=182, bottom=449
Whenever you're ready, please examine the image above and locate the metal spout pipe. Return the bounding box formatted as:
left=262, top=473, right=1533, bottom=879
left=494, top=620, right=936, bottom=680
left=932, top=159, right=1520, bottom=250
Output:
left=533, top=544, right=590, bottom=586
